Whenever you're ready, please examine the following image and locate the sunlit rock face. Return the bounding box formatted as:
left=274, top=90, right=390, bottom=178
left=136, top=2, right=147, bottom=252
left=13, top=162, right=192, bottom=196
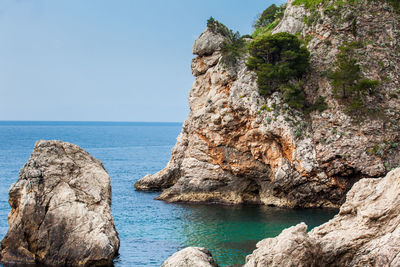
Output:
left=135, top=0, right=400, bottom=208
left=0, top=140, right=120, bottom=266
left=161, top=247, right=218, bottom=267
left=244, top=167, right=400, bottom=266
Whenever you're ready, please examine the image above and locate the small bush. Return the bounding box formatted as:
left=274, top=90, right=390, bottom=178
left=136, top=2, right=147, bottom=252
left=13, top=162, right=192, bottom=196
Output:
left=280, top=81, right=306, bottom=109
left=386, top=0, right=400, bottom=12
left=241, top=34, right=253, bottom=39
left=207, top=17, right=235, bottom=40
left=247, top=32, right=310, bottom=97
left=207, top=17, right=247, bottom=67
left=306, top=96, right=328, bottom=113
left=220, top=34, right=246, bottom=66
left=254, top=4, right=286, bottom=29
left=329, top=42, right=379, bottom=114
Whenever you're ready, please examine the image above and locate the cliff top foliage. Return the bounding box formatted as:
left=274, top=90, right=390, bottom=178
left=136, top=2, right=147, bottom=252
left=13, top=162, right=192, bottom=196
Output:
left=207, top=17, right=238, bottom=42
left=205, top=15, right=314, bottom=111
left=207, top=17, right=247, bottom=66
left=254, top=4, right=286, bottom=29
left=252, top=4, right=286, bottom=38
left=293, top=0, right=399, bottom=12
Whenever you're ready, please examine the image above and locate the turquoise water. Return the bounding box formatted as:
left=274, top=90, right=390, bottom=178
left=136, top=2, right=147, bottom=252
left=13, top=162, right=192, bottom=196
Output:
left=0, top=121, right=337, bottom=266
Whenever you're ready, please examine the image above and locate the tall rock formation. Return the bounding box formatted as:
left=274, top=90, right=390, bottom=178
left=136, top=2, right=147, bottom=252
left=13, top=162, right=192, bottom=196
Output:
left=135, top=0, right=400, bottom=208
left=0, top=140, right=120, bottom=266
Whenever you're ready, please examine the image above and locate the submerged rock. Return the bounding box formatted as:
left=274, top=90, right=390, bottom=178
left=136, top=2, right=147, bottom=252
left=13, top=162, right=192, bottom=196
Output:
left=161, top=247, right=218, bottom=267
left=0, top=140, right=120, bottom=266
left=244, top=167, right=400, bottom=266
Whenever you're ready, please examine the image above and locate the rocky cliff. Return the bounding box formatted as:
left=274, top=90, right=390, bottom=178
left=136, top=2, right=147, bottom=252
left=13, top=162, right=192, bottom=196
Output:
left=0, top=140, right=120, bottom=266
left=135, top=0, right=400, bottom=208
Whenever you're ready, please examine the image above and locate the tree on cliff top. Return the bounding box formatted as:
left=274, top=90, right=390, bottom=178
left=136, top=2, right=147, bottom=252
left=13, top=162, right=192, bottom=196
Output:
left=254, top=4, right=286, bottom=29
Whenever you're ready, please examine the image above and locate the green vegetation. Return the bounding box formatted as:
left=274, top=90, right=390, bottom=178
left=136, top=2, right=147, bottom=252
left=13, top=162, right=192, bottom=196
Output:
left=306, top=96, right=328, bottom=113
left=280, top=81, right=306, bottom=109
left=254, top=4, right=285, bottom=29
left=293, top=0, right=325, bottom=8
left=387, top=0, right=400, bottom=12
left=207, top=17, right=247, bottom=66
left=293, top=0, right=399, bottom=13
left=329, top=42, right=379, bottom=114
left=207, top=17, right=236, bottom=39
left=252, top=4, right=286, bottom=38
left=303, top=10, right=321, bottom=26
left=220, top=34, right=246, bottom=66
left=246, top=32, right=310, bottom=109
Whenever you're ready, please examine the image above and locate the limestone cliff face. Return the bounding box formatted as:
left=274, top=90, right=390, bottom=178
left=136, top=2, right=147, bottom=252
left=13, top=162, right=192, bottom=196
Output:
left=135, top=0, right=400, bottom=208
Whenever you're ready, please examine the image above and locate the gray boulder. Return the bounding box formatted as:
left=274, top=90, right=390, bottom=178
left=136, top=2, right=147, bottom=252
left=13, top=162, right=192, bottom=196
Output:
left=192, top=28, right=226, bottom=56
left=0, top=140, right=120, bottom=266
left=162, top=247, right=218, bottom=267
left=245, top=223, right=319, bottom=267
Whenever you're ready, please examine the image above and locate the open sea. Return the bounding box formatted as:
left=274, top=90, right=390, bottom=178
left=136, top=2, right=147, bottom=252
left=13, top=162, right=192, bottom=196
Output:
left=0, top=121, right=337, bottom=266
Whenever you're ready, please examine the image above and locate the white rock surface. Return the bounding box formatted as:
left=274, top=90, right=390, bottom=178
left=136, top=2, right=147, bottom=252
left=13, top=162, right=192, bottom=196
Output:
left=0, top=140, right=120, bottom=266
left=161, top=247, right=218, bottom=267
left=193, top=28, right=226, bottom=56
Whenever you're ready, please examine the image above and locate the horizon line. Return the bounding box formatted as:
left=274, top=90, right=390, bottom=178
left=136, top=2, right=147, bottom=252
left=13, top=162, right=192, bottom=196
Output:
left=0, top=120, right=183, bottom=124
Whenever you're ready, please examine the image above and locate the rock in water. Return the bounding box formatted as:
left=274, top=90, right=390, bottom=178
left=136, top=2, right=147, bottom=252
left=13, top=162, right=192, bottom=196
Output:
left=0, top=140, right=120, bottom=266
left=244, top=167, right=400, bottom=266
left=161, top=247, right=218, bottom=267
left=135, top=0, right=400, bottom=208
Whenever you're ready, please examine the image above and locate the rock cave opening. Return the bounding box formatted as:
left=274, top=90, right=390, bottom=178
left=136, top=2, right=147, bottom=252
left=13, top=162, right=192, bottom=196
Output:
left=242, top=179, right=262, bottom=204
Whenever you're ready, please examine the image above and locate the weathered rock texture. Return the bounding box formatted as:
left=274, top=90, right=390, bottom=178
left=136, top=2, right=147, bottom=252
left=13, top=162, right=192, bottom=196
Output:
left=0, top=140, right=120, bottom=266
left=244, top=167, right=400, bottom=266
left=161, top=247, right=218, bottom=267
left=135, top=0, right=400, bottom=208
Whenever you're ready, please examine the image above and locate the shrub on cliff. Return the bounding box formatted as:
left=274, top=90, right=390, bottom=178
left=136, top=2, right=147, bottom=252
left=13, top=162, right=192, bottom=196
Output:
left=252, top=4, right=286, bottom=38
left=254, top=4, right=286, bottom=29
left=247, top=32, right=310, bottom=98
left=207, top=17, right=246, bottom=67
left=280, top=81, right=306, bottom=109
left=329, top=42, right=379, bottom=114
left=207, top=17, right=235, bottom=41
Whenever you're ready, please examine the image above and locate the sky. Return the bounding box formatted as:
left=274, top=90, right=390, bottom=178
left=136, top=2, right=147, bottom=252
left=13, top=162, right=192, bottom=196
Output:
left=0, top=0, right=284, bottom=122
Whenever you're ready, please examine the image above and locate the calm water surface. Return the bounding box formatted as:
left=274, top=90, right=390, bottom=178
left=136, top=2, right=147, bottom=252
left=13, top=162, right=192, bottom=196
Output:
left=0, top=121, right=337, bottom=266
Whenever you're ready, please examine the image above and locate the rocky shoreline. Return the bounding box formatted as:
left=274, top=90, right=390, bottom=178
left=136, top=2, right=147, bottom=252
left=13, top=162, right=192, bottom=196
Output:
left=163, top=168, right=400, bottom=266
left=1, top=0, right=399, bottom=266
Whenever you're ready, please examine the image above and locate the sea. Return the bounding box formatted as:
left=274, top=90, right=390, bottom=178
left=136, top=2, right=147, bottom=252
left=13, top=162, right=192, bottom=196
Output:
left=0, top=121, right=337, bottom=266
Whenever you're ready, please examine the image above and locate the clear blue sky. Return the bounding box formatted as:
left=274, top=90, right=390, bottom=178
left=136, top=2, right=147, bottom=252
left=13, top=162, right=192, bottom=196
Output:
left=0, top=0, right=284, bottom=122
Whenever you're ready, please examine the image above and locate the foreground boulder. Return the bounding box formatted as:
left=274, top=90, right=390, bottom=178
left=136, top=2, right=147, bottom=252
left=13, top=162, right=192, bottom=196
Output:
left=0, top=140, right=120, bottom=266
left=161, top=247, right=218, bottom=267
left=245, top=223, right=319, bottom=267
left=244, top=167, right=400, bottom=266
